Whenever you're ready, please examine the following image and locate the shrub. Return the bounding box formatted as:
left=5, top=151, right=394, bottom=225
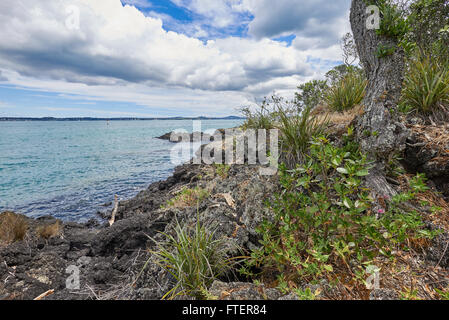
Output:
left=400, top=53, right=449, bottom=118
left=295, top=80, right=328, bottom=110
left=240, top=100, right=276, bottom=130
left=152, top=218, right=237, bottom=299
left=325, top=72, right=367, bottom=112
left=325, top=64, right=364, bottom=87
left=406, top=0, right=449, bottom=60
left=0, top=212, right=28, bottom=244
left=376, top=1, right=409, bottom=40
left=244, top=136, right=438, bottom=290
left=240, top=95, right=328, bottom=167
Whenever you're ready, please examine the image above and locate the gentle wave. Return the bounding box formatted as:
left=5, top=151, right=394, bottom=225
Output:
left=0, top=119, right=242, bottom=222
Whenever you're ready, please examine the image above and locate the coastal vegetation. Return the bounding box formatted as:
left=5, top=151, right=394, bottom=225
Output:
left=325, top=71, right=367, bottom=112
left=209, top=0, right=449, bottom=299
left=243, top=136, right=440, bottom=295
left=400, top=52, right=449, bottom=118
left=1, top=0, right=448, bottom=301
left=151, top=216, right=237, bottom=300
left=163, top=187, right=210, bottom=209
left=105, top=0, right=449, bottom=300
left=0, top=212, right=28, bottom=245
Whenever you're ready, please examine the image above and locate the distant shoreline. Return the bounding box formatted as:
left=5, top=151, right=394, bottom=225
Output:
left=0, top=116, right=245, bottom=121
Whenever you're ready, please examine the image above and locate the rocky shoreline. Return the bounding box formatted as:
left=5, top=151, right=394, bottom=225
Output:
left=0, top=129, right=281, bottom=300
left=1, top=122, right=449, bottom=300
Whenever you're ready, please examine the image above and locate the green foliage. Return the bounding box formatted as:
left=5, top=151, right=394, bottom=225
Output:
left=295, top=80, right=329, bottom=109
left=406, top=0, right=449, bottom=60
left=245, top=136, right=438, bottom=286
left=435, top=287, right=449, bottom=300
left=400, top=52, right=449, bottom=117
left=325, top=64, right=364, bottom=87
left=276, top=99, right=328, bottom=167
left=376, top=1, right=409, bottom=39
left=152, top=217, right=237, bottom=300
left=239, top=95, right=328, bottom=168
left=215, top=164, right=231, bottom=179
left=240, top=100, right=276, bottom=130
left=164, top=187, right=210, bottom=209
left=325, top=72, right=367, bottom=112
left=292, top=287, right=319, bottom=300
left=376, top=43, right=396, bottom=57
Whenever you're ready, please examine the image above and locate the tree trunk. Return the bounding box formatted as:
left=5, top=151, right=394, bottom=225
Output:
left=350, top=0, right=408, bottom=199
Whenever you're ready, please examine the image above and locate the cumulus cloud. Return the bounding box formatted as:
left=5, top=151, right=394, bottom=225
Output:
left=0, top=0, right=315, bottom=91
left=242, top=0, right=351, bottom=46
left=0, top=0, right=350, bottom=116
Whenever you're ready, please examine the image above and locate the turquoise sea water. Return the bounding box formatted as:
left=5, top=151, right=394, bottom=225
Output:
left=0, top=120, right=242, bottom=222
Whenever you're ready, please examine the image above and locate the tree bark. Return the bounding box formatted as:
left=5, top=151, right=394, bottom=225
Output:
left=350, top=0, right=408, bottom=199
left=350, top=0, right=408, bottom=158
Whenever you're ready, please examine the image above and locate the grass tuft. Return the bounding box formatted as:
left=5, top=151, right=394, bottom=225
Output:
left=325, top=72, right=367, bottom=112
left=164, top=187, right=210, bottom=209
left=0, top=212, right=28, bottom=245
left=401, top=53, right=449, bottom=119
left=152, top=217, right=238, bottom=300
left=36, top=221, right=62, bottom=239
left=277, top=102, right=328, bottom=167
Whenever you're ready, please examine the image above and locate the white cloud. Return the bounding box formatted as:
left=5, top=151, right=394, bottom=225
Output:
left=242, top=0, right=351, bottom=44
left=2, top=69, right=255, bottom=116
left=0, top=0, right=350, bottom=116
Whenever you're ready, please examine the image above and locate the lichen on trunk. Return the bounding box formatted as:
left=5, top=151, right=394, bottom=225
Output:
left=350, top=0, right=409, bottom=199
left=350, top=0, right=408, bottom=159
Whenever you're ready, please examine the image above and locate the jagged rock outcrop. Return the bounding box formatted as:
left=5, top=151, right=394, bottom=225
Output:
left=0, top=158, right=279, bottom=300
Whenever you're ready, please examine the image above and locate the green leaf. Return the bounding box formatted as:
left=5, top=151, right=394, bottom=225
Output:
left=308, top=206, right=319, bottom=214
left=332, top=158, right=341, bottom=166
left=356, top=169, right=369, bottom=177
left=337, top=167, right=349, bottom=174
left=343, top=198, right=352, bottom=209
left=324, top=264, right=334, bottom=272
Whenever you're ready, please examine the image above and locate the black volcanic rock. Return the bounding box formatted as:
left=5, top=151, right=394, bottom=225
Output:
left=156, top=131, right=217, bottom=143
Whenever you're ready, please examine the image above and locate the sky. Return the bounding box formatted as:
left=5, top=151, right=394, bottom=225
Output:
left=0, top=0, right=351, bottom=118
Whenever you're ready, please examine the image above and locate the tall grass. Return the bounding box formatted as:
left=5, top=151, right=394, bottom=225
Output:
left=240, top=95, right=329, bottom=168
left=325, top=72, right=367, bottom=112
left=0, top=212, right=28, bottom=244
left=240, top=100, right=276, bottom=130
left=152, top=216, right=238, bottom=300
left=401, top=53, right=449, bottom=119
left=277, top=103, right=328, bottom=167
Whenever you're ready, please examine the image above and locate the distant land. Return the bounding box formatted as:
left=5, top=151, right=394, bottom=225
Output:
left=0, top=116, right=245, bottom=121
